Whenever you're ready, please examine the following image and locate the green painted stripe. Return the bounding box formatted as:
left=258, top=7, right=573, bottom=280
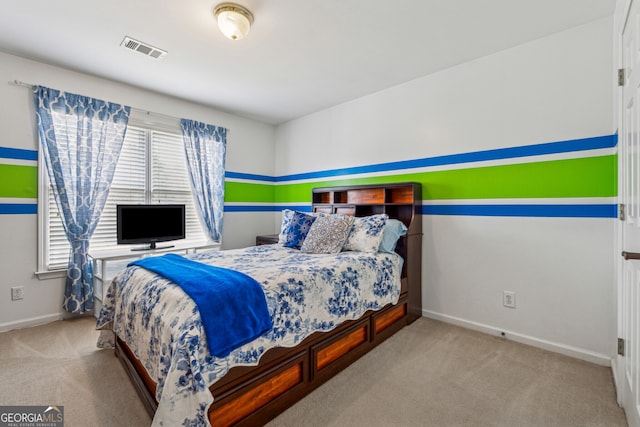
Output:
left=224, top=181, right=275, bottom=203
left=420, top=155, right=616, bottom=200
left=0, top=164, right=37, bottom=198
left=272, top=155, right=617, bottom=203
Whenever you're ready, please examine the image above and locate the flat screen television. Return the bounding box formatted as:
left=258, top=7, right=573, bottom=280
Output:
left=117, top=204, right=186, bottom=251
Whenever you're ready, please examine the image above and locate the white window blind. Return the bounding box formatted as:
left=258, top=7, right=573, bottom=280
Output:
left=45, top=124, right=209, bottom=270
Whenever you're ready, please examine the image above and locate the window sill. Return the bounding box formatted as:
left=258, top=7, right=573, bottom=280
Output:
left=35, top=269, right=66, bottom=280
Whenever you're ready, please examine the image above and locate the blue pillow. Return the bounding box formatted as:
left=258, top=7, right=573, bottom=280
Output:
left=378, top=219, right=408, bottom=253
left=280, top=210, right=317, bottom=248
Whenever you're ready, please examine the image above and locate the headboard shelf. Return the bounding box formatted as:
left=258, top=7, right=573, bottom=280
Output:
left=312, top=182, right=422, bottom=232
left=386, top=186, right=414, bottom=203
left=312, top=185, right=415, bottom=206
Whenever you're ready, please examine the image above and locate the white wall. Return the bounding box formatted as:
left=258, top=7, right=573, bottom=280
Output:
left=0, top=51, right=276, bottom=330
left=275, top=18, right=615, bottom=363
left=0, top=17, right=617, bottom=363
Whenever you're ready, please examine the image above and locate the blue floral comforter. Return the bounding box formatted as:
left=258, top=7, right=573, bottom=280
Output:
left=96, top=244, right=402, bottom=427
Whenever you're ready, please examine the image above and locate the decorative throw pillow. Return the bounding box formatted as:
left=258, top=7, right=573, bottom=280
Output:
left=342, top=214, right=388, bottom=253
left=378, top=219, right=408, bottom=253
left=278, top=209, right=295, bottom=244
left=279, top=210, right=317, bottom=248
left=301, top=214, right=355, bottom=254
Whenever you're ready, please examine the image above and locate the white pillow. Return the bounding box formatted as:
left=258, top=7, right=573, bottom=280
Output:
left=342, top=214, right=388, bottom=253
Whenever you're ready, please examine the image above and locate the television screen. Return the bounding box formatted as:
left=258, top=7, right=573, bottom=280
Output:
left=117, top=204, right=185, bottom=251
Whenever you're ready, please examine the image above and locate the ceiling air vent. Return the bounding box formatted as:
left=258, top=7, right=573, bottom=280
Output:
left=120, top=36, right=167, bottom=59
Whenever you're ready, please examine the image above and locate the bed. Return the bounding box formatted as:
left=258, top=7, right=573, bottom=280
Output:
left=97, top=182, right=422, bottom=426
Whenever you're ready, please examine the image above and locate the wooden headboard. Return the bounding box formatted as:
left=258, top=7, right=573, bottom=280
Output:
left=311, top=182, right=423, bottom=322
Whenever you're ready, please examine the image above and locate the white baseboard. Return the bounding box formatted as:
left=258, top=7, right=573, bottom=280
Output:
left=422, top=309, right=612, bottom=366
left=0, top=313, right=63, bottom=333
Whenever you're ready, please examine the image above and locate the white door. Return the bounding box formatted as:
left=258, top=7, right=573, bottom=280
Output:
left=619, top=1, right=640, bottom=425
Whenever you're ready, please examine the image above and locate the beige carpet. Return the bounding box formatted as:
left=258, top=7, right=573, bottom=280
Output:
left=0, top=317, right=151, bottom=427
left=0, top=316, right=627, bottom=427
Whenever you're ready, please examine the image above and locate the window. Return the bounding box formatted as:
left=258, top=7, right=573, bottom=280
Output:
left=39, top=115, right=210, bottom=272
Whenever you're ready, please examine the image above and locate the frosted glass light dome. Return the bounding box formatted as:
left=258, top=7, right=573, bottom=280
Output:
left=214, top=3, right=254, bottom=41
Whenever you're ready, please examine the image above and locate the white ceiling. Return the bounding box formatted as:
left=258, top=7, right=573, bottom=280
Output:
left=0, top=1, right=616, bottom=125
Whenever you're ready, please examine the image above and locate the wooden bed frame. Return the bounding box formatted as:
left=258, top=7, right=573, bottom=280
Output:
left=114, top=182, right=423, bottom=426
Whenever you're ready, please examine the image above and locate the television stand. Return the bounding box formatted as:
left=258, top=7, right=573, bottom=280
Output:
left=131, top=242, right=174, bottom=252
left=89, top=241, right=221, bottom=318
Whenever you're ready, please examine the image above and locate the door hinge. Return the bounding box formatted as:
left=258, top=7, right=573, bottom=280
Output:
left=620, top=204, right=626, bottom=221
left=618, top=337, right=625, bottom=356
left=619, top=68, right=626, bottom=87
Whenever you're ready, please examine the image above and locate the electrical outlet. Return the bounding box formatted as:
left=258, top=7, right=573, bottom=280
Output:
left=503, top=290, right=515, bottom=308
left=11, top=286, right=24, bottom=301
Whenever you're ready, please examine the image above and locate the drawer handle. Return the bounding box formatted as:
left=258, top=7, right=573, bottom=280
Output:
left=622, top=251, right=640, bottom=260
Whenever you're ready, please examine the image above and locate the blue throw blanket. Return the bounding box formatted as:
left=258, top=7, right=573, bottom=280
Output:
left=128, top=253, right=273, bottom=357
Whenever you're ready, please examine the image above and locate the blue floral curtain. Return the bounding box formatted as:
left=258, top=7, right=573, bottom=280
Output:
left=180, top=119, right=227, bottom=242
left=34, top=86, right=130, bottom=314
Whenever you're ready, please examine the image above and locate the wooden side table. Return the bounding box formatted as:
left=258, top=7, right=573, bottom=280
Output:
left=256, top=234, right=279, bottom=245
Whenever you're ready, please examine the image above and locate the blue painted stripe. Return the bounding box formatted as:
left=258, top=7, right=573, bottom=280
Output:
left=0, top=147, right=38, bottom=161
left=274, top=205, right=311, bottom=212
left=423, top=204, right=617, bottom=218
left=225, top=204, right=616, bottom=218
left=0, top=204, right=37, bottom=214
left=0, top=134, right=616, bottom=181
left=224, top=205, right=310, bottom=213
left=272, top=134, right=617, bottom=182
left=225, top=171, right=277, bottom=182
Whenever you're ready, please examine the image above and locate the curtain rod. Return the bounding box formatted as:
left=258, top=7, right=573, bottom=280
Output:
left=130, top=107, right=183, bottom=123
left=9, top=79, right=183, bottom=124
left=12, top=79, right=33, bottom=88
left=10, top=79, right=229, bottom=132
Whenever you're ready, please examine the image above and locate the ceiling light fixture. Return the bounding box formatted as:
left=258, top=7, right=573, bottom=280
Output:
left=214, top=2, right=254, bottom=41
